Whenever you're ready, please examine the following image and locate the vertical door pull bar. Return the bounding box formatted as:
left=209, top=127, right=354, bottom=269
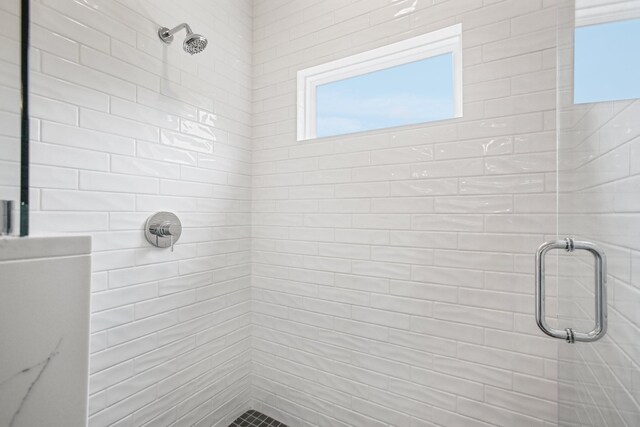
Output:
left=535, top=238, right=607, bottom=343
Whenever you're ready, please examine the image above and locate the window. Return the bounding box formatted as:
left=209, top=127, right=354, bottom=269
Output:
left=574, top=1, right=640, bottom=104
left=297, top=24, right=463, bottom=141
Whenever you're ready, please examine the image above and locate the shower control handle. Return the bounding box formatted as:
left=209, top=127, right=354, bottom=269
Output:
left=149, top=221, right=178, bottom=238
left=145, top=212, right=182, bottom=252
left=149, top=221, right=178, bottom=251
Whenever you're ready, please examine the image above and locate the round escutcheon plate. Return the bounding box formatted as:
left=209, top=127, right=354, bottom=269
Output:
left=145, top=211, right=182, bottom=249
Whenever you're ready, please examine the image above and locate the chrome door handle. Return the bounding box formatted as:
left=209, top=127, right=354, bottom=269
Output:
left=535, top=238, right=607, bottom=343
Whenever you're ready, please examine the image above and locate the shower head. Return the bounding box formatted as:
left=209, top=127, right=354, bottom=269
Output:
left=158, top=23, right=208, bottom=55
left=184, top=33, right=208, bottom=55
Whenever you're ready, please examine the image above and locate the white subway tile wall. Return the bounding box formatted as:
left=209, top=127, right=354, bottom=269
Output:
left=251, top=1, right=560, bottom=426
left=25, top=0, right=635, bottom=426
left=28, top=0, right=253, bottom=425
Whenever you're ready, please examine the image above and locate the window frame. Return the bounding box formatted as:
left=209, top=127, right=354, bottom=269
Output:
left=296, top=23, right=463, bottom=141
left=575, top=0, right=640, bottom=27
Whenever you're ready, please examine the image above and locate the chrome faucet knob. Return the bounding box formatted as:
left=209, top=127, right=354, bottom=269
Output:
left=144, top=212, right=182, bottom=251
left=0, top=200, right=14, bottom=236
left=150, top=221, right=177, bottom=237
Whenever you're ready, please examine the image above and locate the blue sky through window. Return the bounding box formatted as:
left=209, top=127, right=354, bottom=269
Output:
left=316, top=53, right=455, bottom=138
left=574, top=18, right=640, bottom=104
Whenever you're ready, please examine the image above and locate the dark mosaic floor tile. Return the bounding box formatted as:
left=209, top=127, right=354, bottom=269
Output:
left=228, top=410, right=288, bottom=427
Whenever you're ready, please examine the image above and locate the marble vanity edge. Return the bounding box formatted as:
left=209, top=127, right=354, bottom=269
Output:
left=0, top=236, right=91, bottom=262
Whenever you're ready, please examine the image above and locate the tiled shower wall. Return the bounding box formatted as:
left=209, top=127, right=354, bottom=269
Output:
left=27, top=0, right=253, bottom=425
left=557, top=96, right=640, bottom=427
left=251, top=1, right=561, bottom=426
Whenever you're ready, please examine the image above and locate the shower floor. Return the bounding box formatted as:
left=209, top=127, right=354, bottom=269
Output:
left=228, top=410, right=288, bottom=427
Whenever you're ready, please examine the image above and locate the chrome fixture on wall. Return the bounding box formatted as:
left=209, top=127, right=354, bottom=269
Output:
left=158, top=23, right=208, bottom=55
left=145, top=212, right=182, bottom=252
left=535, top=237, right=608, bottom=343
left=1, top=200, right=13, bottom=235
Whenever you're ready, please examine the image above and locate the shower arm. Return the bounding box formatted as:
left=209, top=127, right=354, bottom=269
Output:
left=158, top=23, right=194, bottom=44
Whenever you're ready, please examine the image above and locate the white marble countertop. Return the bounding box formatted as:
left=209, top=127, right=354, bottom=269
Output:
left=1, top=235, right=91, bottom=427
left=0, top=236, right=91, bottom=261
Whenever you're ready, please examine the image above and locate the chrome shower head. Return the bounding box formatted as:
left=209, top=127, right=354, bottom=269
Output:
left=184, top=33, right=208, bottom=55
left=158, top=23, right=208, bottom=55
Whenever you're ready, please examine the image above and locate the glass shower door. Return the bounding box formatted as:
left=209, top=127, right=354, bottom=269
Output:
left=554, top=0, right=640, bottom=425
left=0, top=0, right=22, bottom=235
